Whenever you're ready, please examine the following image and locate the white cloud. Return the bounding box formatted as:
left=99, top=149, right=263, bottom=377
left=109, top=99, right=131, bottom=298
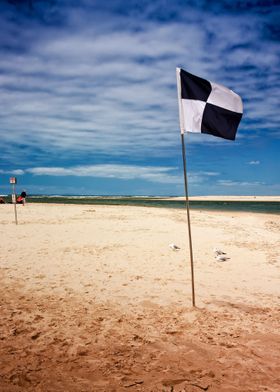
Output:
left=1, top=164, right=220, bottom=186
left=248, top=160, right=260, bottom=165
left=0, top=169, right=24, bottom=175
left=2, top=6, right=273, bottom=165
left=0, top=1, right=279, bottom=199
left=217, top=180, right=264, bottom=187
left=27, top=164, right=181, bottom=184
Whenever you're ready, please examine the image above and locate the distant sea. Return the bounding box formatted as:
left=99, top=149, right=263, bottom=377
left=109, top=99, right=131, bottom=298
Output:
left=2, top=195, right=279, bottom=214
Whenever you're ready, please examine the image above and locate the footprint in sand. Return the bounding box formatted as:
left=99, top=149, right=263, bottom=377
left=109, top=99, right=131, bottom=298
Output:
left=35, top=274, right=46, bottom=279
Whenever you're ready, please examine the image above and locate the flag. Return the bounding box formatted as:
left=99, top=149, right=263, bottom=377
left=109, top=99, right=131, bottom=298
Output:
left=176, top=68, right=243, bottom=140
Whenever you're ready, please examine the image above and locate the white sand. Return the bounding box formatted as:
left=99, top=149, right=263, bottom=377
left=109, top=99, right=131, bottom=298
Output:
left=0, top=203, right=279, bottom=391
left=165, top=195, right=280, bottom=201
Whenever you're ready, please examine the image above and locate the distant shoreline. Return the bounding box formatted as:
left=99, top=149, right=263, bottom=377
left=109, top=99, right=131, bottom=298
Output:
left=164, top=196, right=280, bottom=202
left=1, top=195, right=279, bottom=202
left=2, top=195, right=279, bottom=214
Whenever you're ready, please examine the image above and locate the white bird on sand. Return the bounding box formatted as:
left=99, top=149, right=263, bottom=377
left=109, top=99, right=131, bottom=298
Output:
left=169, top=243, right=180, bottom=251
left=213, top=247, right=226, bottom=256
left=215, top=254, right=230, bottom=262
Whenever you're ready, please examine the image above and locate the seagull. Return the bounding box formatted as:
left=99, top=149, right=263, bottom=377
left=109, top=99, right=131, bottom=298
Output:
left=213, top=247, right=226, bottom=256
left=215, top=254, right=230, bottom=262
left=169, top=243, right=180, bottom=251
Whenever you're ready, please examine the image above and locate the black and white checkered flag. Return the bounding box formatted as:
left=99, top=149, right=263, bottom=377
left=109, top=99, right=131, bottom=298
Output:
left=176, top=68, right=243, bottom=140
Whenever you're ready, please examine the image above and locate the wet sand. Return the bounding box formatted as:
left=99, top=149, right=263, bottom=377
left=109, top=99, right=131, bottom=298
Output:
left=0, top=203, right=279, bottom=391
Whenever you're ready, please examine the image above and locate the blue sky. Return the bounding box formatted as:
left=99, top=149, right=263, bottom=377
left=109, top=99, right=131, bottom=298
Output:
left=0, top=0, right=279, bottom=196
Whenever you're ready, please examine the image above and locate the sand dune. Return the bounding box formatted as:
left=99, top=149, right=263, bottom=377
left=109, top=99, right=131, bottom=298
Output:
left=0, top=203, right=279, bottom=391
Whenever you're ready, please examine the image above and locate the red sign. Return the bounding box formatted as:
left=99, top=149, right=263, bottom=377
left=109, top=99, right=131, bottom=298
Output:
left=10, top=177, right=17, bottom=184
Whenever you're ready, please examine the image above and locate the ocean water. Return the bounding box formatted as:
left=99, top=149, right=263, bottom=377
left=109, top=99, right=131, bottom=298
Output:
left=4, top=195, right=279, bottom=214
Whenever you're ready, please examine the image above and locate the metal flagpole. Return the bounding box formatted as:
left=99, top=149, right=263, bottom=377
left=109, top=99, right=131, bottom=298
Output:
left=12, top=183, right=18, bottom=225
left=180, top=133, right=195, bottom=306
left=176, top=68, right=196, bottom=307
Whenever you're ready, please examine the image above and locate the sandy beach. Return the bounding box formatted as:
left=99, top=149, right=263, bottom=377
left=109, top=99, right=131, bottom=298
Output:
left=165, top=196, right=280, bottom=202
left=0, top=203, right=279, bottom=391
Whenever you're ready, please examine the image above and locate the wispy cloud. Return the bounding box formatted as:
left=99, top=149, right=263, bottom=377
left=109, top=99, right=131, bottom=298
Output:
left=0, top=164, right=220, bottom=186
left=27, top=164, right=181, bottom=184
left=0, top=1, right=279, bottom=195
left=0, top=0, right=279, bottom=167
left=248, top=160, right=260, bottom=165
left=217, top=180, right=264, bottom=187
left=0, top=169, right=25, bottom=175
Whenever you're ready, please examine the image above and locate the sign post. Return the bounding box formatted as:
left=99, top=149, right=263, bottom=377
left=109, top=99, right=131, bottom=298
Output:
left=10, top=177, right=18, bottom=225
